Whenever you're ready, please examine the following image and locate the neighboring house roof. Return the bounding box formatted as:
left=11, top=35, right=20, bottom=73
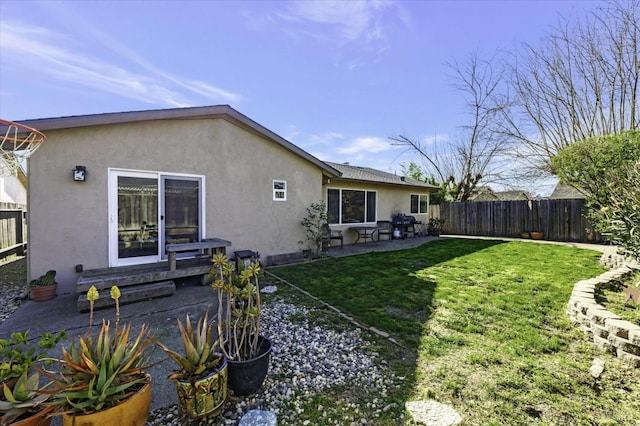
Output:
left=17, top=105, right=341, bottom=178
left=496, top=190, right=532, bottom=201
left=468, top=187, right=532, bottom=202
left=325, top=162, right=440, bottom=190
left=549, top=183, right=587, bottom=200
left=468, top=186, right=500, bottom=201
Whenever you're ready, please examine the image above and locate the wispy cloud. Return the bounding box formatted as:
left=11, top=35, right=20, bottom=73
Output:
left=0, top=20, right=241, bottom=108
left=336, top=136, right=396, bottom=154
left=255, top=0, right=407, bottom=69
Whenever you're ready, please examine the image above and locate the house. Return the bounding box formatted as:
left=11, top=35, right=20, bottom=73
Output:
left=19, top=105, right=439, bottom=296
left=468, top=186, right=532, bottom=202
left=0, top=161, right=27, bottom=205
left=549, top=183, right=587, bottom=200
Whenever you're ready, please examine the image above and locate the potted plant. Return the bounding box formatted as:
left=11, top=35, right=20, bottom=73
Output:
left=154, top=309, right=227, bottom=420
left=0, top=370, right=57, bottom=426
left=209, top=254, right=272, bottom=396
left=0, top=330, right=66, bottom=394
left=427, top=218, right=445, bottom=237
left=44, top=286, right=153, bottom=426
left=29, top=270, right=57, bottom=302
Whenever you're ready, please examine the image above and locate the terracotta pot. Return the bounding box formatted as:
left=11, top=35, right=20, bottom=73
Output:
left=30, top=285, right=56, bottom=302
left=530, top=232, right=544, bottom=240
left=10, top=409, right=52, bottom=426
left=61, top=375, right=151, bottom=426
left=174, top=359, right=228, bottom=420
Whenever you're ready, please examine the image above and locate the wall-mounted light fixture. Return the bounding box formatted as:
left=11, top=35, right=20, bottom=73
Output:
left=73, top=166, right=86, bottom=182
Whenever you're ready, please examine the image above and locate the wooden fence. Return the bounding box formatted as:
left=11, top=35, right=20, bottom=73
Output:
left=0, top=202, right=27, bottom=262
left=430, top=199, right=597, bottom=243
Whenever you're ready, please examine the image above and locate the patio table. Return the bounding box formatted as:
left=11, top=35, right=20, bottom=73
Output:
left=349, top=225, right=381, bottom=244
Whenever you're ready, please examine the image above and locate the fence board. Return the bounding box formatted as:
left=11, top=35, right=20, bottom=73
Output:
left=0, top=203, right=26, bottom=261
left=433, top=199, right=595, bottom=243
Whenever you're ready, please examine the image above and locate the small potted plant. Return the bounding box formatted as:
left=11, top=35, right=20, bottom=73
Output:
left=154, top=309, right=227, bottom=420
left=209, top=254, right=272, bottom=396
left=44, top=286, right=154, bottom=426
left=0, top=370, right=57, bottom=426
left=0, top=330, right=66, bottom=394
left=427, top=218, right=445, bottom=237
left=29, top=270, right=57, bottom=302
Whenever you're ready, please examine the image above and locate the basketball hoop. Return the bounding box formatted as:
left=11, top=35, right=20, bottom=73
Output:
left=0, top=119, right=46, bottom=177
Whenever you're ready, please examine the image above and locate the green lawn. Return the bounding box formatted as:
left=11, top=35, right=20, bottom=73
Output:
left=269, top=238, right=640, bottom=425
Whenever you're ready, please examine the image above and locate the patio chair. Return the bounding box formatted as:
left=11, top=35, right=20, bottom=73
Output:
left=376, top=220, right=392, bottom=241
left=322, top=223, right=343, bottom=249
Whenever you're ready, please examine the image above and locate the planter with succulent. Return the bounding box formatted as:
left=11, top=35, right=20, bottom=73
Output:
left=210, top=254, right=272, bottom=396
left=0, top=370, right=57, bottom=426
left=427, top=218, right=445, bottom=237
left=0, top=330, right=66, bottom=395
left=154, top=309, right=228, bottom=420
left=29, top=270, right=57, bottom=302
left=44, top=286, right=154, bottom=426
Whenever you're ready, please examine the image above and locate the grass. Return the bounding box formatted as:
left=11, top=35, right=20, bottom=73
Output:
left=595, top=271, right=640, bottom=325
left=270, top=238, right=640, bottom=425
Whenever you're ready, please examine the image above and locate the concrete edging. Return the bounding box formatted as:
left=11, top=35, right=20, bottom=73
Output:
left=566, top=252, right=640, bottom=367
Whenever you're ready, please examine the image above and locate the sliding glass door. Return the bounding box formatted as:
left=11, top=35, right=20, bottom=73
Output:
left=109, top=170, right=203, bottom=267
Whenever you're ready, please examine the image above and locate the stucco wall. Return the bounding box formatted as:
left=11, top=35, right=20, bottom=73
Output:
left=323, top=180, right=430, bottom=245
left=28, top=118, right=324, bottom=294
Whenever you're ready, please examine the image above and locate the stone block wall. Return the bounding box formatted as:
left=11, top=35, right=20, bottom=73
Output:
left=566, top=254, right=640, bottom=367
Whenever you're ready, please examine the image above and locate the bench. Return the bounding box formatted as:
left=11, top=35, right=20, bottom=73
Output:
left=166, top=238, right=231, bottom=271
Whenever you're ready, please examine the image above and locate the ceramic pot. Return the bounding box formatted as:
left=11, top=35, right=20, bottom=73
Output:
left=61, top=374, right=151, bottom=426
left=10, top=409, right=52, bottom=426
left=174, top=359, right=228, bottom=420
left=227, top=336, right=272, bottom=396
left=30, top=285, right=56, bottom=302
left=530, top=232, right=544, bottom=240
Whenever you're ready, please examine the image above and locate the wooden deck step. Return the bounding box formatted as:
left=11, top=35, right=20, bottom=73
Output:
left=76, top=258, right=211, bottom=293
left=77, top=280, right=176, bottom=312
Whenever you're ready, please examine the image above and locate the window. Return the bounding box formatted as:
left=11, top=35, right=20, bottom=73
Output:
left=327, top=188, right=377, bottom=224
left=410, top=194, right=429, bottom=214
left=273, top=180, right=286, bottom=201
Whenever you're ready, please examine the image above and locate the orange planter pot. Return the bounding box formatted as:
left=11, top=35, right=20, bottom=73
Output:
left=10, top=409, right=52, bottom=426
left=61, top=376, right=151, bottom=426
left=30, top=285, right=56, bottom=302
left=530, top=232, right=544, bottom=240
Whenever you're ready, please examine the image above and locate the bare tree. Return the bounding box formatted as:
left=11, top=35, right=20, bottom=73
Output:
left=505, top=0, right=640, bottom=174
left=391, top=51, right=512, bottom=202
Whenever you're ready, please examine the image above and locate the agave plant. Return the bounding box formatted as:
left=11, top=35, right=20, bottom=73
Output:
left=0, top=370, right=56, bottom=425
left=154, top=309, right=224, bottom=381
left=209, top=253, right=263, bottom=361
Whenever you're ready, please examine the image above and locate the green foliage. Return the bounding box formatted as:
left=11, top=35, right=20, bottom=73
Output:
left=300, top=201, right=329, bottom=255
left=210, top=254, right=263, bottom=361
left=552, top=132, right=640, bottom=260
left=29, top=270, right=57, bottom=288
left=400, top=162, right=448, bottom=204
left=551, top=131, right=640, bottom=207
left=154, top=309, right=223, bottom=380
left=48, top=321, right=152, bottom=414
left=0, top=371, right=54, bottom=425
left=0, top=330, right=66, bottom=383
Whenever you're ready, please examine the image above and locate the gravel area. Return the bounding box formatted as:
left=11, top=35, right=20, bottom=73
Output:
left=146, top=299, right=401, bottom=425
left=0, top=259, right=400, bottom=425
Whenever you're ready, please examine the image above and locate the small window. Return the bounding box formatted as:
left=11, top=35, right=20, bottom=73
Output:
left=410, top=194, right=429, bottom=214
left=273, top=180, right=287, bottom=201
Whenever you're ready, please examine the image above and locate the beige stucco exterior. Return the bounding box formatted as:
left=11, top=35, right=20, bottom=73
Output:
left=323, top=179, right=430, bottom=244
left=28, top=115, right=327, bottom=294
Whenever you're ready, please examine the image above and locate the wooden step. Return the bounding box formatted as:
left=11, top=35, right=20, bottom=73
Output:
left=76, top=280, right=176, bottom=312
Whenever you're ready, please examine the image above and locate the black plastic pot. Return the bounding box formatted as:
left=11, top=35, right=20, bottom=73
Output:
left=227, top=336, right=272, bottom=396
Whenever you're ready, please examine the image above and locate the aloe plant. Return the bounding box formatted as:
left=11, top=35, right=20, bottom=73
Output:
left=154, top=309, right=224, bottom=381
left=0, top=371, right=55, bottom=425
left=47, top=320, right=153, bottom=414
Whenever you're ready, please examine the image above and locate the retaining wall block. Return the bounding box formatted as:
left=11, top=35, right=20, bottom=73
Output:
left=605, top=318, right=632, bottom=340
left=629, top=326, right=640, bottom=346
left=593, top=335, right=614, bottom=353
left=589, top=309, right=621, bottom=327
left=615, top=349, right=640, bottom=368
left=609, top=335, right=640, bottom=356
left=590, top=323, right=609, bottom=339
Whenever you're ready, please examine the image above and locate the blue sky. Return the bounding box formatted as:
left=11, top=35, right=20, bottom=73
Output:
left=0, top=0, right=601, bottom=186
